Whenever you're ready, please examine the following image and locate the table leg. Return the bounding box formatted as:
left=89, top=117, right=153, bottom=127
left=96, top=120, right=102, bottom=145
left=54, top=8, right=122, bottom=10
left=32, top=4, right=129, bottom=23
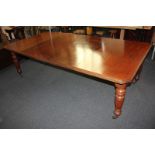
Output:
left=120, top=29, right=125, bottom=40
left=136, top=65, right=143, bottom=81
left=151, top=45, right=155, bottom=60
left=11, top=52, right=22, bottom=75
left=113, top=83, right=127, bottom=119
left=86, top=27, right=93, bottom=35
left=133, top=64, right=143, bottom=83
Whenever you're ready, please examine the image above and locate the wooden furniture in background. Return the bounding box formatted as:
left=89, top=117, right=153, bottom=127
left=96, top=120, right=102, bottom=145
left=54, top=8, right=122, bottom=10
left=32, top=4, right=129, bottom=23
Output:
left=0, top=27, right=12, bottom=70
left=124, top=27, right=153, bottom=42
left=73, top=29, right=86, bottom=35
left=86, top=26, right=152, bottom=40
left=0, top=26, right=26, bottom=70
left=109, top=30, right=117, bottom=38
left=4, top=32, right=151, bottom=118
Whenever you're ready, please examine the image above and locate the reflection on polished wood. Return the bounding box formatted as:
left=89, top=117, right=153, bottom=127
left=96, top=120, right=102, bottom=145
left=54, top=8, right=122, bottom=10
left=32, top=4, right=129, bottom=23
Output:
left=4, top=32, right=151, bottom=83
left=4, top=32, right=151, bottom=118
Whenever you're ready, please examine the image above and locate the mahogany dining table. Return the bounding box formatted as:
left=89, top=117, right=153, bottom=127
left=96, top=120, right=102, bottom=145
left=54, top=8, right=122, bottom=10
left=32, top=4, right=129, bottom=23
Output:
left=4, top=32, right=151, bottom=118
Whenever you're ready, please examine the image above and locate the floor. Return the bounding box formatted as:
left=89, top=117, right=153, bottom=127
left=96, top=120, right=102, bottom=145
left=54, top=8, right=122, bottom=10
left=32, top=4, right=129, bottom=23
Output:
left=0, top=53, right=155, bottom=129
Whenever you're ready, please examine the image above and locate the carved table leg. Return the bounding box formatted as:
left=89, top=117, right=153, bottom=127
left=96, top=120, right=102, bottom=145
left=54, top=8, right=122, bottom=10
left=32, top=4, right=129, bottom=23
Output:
left=113, top=83, right=127, bottom=119
left=11, top=52, right=22, bottom=75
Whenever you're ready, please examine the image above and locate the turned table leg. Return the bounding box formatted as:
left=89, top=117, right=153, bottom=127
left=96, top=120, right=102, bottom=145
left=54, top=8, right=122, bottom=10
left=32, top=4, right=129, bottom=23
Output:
left=11, top=52, right=22, bottom=75
left=113, top=83, right=127, bottom=119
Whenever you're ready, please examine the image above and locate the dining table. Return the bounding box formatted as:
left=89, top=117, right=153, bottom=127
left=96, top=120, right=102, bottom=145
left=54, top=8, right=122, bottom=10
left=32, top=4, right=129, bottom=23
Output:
left=4, top=32, right=151, bottom=118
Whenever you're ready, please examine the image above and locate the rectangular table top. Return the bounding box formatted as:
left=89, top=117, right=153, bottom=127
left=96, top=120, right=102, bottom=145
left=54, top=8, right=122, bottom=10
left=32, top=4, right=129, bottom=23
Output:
left=4, top=32, right=151, bottom=84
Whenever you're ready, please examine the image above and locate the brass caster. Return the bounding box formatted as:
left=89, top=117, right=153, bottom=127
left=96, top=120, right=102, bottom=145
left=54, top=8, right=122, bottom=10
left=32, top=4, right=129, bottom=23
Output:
left=17, top=70, right=23, bottom=77
left=112, top=114, right=119, bottom=119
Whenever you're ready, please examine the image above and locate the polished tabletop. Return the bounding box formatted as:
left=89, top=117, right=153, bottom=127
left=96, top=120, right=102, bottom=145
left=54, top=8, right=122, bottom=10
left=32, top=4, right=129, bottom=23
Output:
left=4, top=32, right=151, bottom=84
